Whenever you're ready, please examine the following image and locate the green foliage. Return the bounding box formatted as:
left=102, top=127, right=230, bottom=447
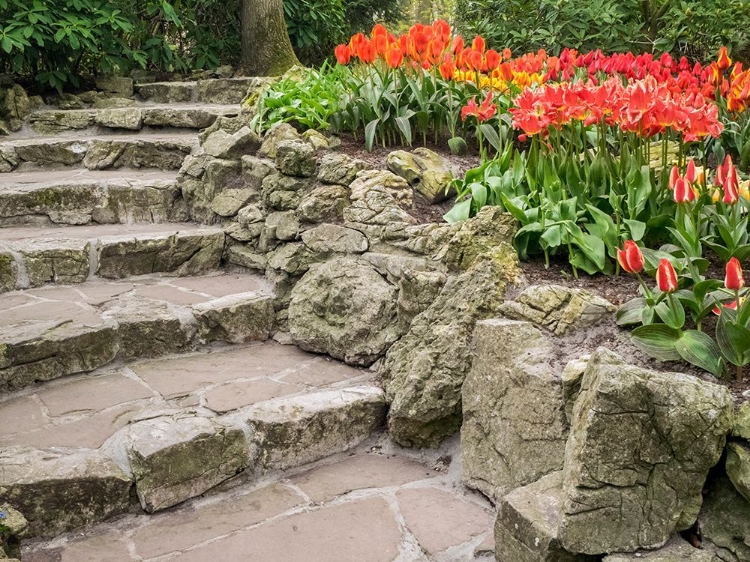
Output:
left=455, top=0, right=750, bottom=62
left=284, top=0, right=348, bottom=66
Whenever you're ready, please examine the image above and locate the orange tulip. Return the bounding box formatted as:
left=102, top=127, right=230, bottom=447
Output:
left=502, top=48, right=512, bottom=60
left=439, top=55, right=455, bottom=80
left=725, top=257, right=745, bottom=290
left=718, top=46, right=732, bottom=71
left=386, top=46, right=403, bottom=69
left=485, top=49, right=501, bottom=71
left=471, top=35, right=485, bottom=53
left=334, top=44, right=351, bottom=65
left=357, top=39, right=376, bottom=64
left=657, top=259, right=678, bottom=293
left=617, top=240, right=644, bottom=274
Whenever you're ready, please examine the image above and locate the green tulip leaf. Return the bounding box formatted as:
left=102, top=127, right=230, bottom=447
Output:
left=675, top=330, right=724, bottom=377
left=631, top=324, right=681, bottom=361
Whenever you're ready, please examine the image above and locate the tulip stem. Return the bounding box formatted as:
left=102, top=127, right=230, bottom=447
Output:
left=737, top=364, right=744, bottom=383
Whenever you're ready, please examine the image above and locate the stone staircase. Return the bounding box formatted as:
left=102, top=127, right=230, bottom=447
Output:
left=0, top=77, right=396, bottom=558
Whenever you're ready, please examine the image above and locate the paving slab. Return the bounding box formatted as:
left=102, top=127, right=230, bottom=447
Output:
left=21, top=448, right=495, bottom=562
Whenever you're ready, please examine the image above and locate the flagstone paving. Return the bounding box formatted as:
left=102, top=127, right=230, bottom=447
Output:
left=20, top=441, right=496, bottom=562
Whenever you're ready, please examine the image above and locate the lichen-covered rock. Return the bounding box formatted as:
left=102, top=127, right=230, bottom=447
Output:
left=462, top=319, right=567, bottom=502
left=241, top=386, right=386, bottom=470
left=302, top=129, right=329, bottom=150
left=13, top=239, right=90, bottom=287
left=241, top=155, right=276, bottom=190
left=382, top=256, right=518, bottom=448
left=734, top=403, right=750, bottom=439
left=194, top=293, right=275, bottom=344
left=225, top=245, right=267, bottom=271
left=0, top=447, right=131, bottom=537
left=0, top=252, right=16, bottom=293
left=182, top=159, right=243, bottom=223
left=495, top=471, right=597, bottom=562
left=317, top=153, right=369, bottom=186
left=113, top=414, right=250, bottom=512
left=95, top=108, right=143, bottom=130
left=82, top=139, right=192, bottom=170
left=275, top=139, right=316, bottom=178
left=92, top=97, right=136, bottom=109
left=395, top=269, right=447, bottom=331
left=699, top=475, right=750, bottom=562
left=143, top=107, right=219, bottom=129
left=343, top=172, right=415, bottom=239
left=58, top=93, right=85, bottom=109
left=261, top=173, right=308, bottom=211
left=301, top=224, right=368, bottom=254
left=442, top=206, right=517, bottom=271
left=15, top=141, right=89, bottom=167
left=264, top=211, right=299, bottom=241
left=266, top=243, right=319, bottom=275
left=499, top=284, right=615, bottom=335
left=387, top=148, right=453, bottom=203
left=210, top=188, right=258, bottom=217
left=29, top=111, right=94, bottom=134
left=561, top=355, right=590, bottom=423
left=349, top=169, right=413, bottom=207
left=1, top=85, right=31, bottom=131
left=603, top=536, right=721, bottom=561
left=288, top=256, right=400, bottom=366
left=727, top=442, right=750, bottom=503
left=136, top=82, right=194, bottom=103
left=95, top=76, right=134, bottom=98
left=559, top=348, right=734, bottom=555
left=202, top=127, right=260, bottom=159
left=258, top=123, right=300, bottom=159
left=297, top=184, right=350, bottom=223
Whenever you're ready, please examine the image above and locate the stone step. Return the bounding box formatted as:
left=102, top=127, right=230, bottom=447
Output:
left=0, top=342, right=393, bottom=538
left=0, top=223, right=225, bottom=292
left=0, top=132, right=197, bottom=173
left=135, top=77, right=266, bottom=105
left=0, top=272, right=275, bottom=393
left=0, top=169, right=184, bottom=227
left=27, top=103, right=240, bottom=134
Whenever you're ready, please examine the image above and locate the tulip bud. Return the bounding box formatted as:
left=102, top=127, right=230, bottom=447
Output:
left=726, top=257, right=745, bottom=290
left=617, top=240, right=644, bottom=274
left=669, top=165, right=680, bottom=190
left=724, top=164, right=740, bottom=204
left=685, top=159, right=697, bottom=184
left=656, top=259, right=678, bottom=293
left=718, top=46, right=732, bottom=71
left=673, top=177, right=695, bottom=203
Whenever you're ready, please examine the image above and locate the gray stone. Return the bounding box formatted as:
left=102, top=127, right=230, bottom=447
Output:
left=224, top=222, right=262, bottom=243
left=498, top=285, right=615, bottom=335
left=382, top=256, right=518, bottom=448
left=603, top=536, right=719, bottom=561
left=495, top=472, right=596, bottom=562
left=349, top=169, right=413, bottom=208
left=182, top=159, right=243, bottom=223
left=242, top=386, right=386, bottom=470
left=95, top=108, right=144, bottom=130
left=136, top=82, right=194, bottom=103
left=275, top=140, right=317, bottom=178
left=197, top=78, right=258, bottom=104
left=29, top=111, right=94, bottom=134
left=562, top=356, right=590, bottom=423
left=92, top=97, right=136, bottom=109
left=143, top=108, right=221, bottom=129
left=264, top=211, right=299, bottom=241
left=210, top=188, right=258, bottom=217
left=266, top=243, right=319, bottom=275
left=559, top=348, right=734, bottom=554
left=13, top=239, right=90, bottom=286
left=396, top=269, right=447, bottom=331
left=442, top=206, right=518, bottom=271
left=96, top=76, right=134, bottom=98
left=387, top=148, right=454, bottom=203
left=289, top=257, right=400, bottom=366
left=297, top=185, right=350, bottom=223
left=203, top=127, right=260, bottom=159
left=238, top=203, right=266, bottom=226
left=193, top=293, right=275, bottom=344
left=302, top=129, right=329, bottom=150
left=727, top=442, right=750, bottom=503
left=241, top=155, right=276, bottom=190
left=0, top=252, right=16, bottom=293
left=120, top=415, right=250, bottom=512
left=734, top=403, right=750, bottom=439
left=260, top=173, right=307, bottom=211
left=318, top=153, right=369, bottom=186
left=462, top=319, right=567, bottom=502
left=225, top=245, right=267, bottom=271
left=0, top=447, right=131, bottom=537
left=301, top=224, right=368, bottom=254
left=82, top=139, right=192, bottom=171
left=258, top=123, right=300, bottom=159
left=58, top=93, right=85, bottom=110
left=15, top=141, right=89, bottom=167
left=699, top=476, right=750, bottom=562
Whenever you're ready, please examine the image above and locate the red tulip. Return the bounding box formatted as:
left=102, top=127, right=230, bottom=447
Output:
left=617, top=240, right=644, bottom=274
left=669, top=165, right=680, bottom=190
left=335, top=44, right=351, bottom=65
left=502, top=48, right=512, bottom=60
left=439, top=54, right=455, bottom=80
left=385, top=46, right=403, bottom=69
left=724, top=163, right=739, bottom=204
left=485, top=49, right=501, bottom=71
left=718, top=46, right=732, bottom=71
left=471, top=35, right=485, bottom=53
left=685, top=159, right=697, bottom=183
left=726, top=257, right=745, bottom=290
left=657, top=259, right=678, bottom=293
left=713, top=300, right=738, bottom=315
left=461, top=97, right=479, bottom=121
left=673, top=177, right=695, bottom=203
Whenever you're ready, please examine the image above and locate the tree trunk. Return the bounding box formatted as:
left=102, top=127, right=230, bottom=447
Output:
left=240, top=0, right=301, bottom=76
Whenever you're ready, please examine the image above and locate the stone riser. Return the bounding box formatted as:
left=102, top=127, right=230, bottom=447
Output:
left=28, top=105, right=240, bottom=135
left=0, top=277, right=275, bottom=393
left=135, top=77, right=266, bottom=105
left=0, top=226, right=225, bottom=293
left=0, top=177, right=185, bottom=228
left=0, top=136, right=197, bottom=173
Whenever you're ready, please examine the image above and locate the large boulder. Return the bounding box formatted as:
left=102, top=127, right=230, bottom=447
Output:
left=258, top=123, right=300, bottom=158
left=288, top=256, right=400, bottom=366
left=442, top=206, right=517, bottom=271
left=559, top=348, right=734, bottom=555
left=462, top=319, right=567, bottom=502
left=727, top=441, right=750, bottom=502
left=318, top=153, right=369, bottom=186
left=275, top=139, right=316, bottom=177
left=603, top=536, right=719, bottom=561
left=382, top=254, right=518, bottom=448
left=202, top=127, right=260, bottom=159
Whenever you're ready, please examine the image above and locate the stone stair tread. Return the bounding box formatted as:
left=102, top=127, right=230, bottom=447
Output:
left=0, top=272, right=276, bottom=393
left=0, top=221, right=220, bottom=242
left=3, top=130, right=199, bottom=143
left=0, top=167, right=177, bottom=186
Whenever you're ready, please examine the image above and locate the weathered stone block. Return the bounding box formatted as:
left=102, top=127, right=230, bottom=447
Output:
left=15, top=141, right=89, bottom=167
left=559, top=348, right=734, bottom=554
left=387, top=147, right=453, bottom=203
left=462, top=319, right=567, bottom=502
left=317, top=152, right=369, bottom=186
left=95, top=108, right=143, bottom=130
left=95, top=76, right=134, bottom=98
left=14, top=239, right=90, bottom=286
left=136, top=82, right=194, bottom=103
left=258, top=123, right=300, bottom=159
left=301, top=224, right=368, bottom=254
left=275, top=140, right=316, bottom=178
left=0, top=447, right=131, bottom=537
left=699, top=476, right=750, bottom=561
left=123, top=415, right=250, bottom=512
left=289, top=257, right=400, bottom=366
left=297, top=184, right=350, bottom=223
left=603, top=536, right=719, bottom=561
left=193, top=293, right=274, bottom=344
left=727, top=441, right=750, bottom=502
left=203, top=127, right=260, bottom=159
left=243, top=386, right=386, bottom=470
